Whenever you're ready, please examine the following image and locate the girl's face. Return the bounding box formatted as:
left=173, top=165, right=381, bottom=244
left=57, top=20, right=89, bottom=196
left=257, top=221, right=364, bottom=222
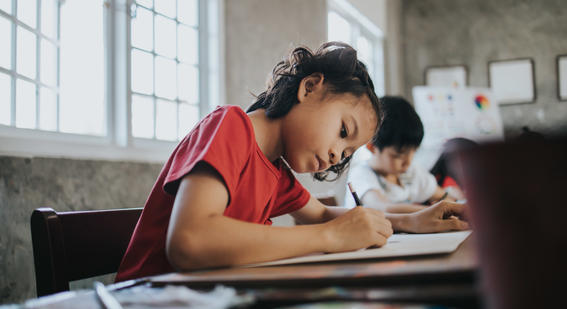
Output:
left=280, top=75, right=378, bottom=173
left=368, top=145, right=417, bottom=176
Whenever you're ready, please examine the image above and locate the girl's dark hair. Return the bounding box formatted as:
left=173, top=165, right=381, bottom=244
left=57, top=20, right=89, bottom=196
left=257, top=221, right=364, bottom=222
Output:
left=372, top=96, right=423, bottom=152
left=247, top=42, right=381, bottom=181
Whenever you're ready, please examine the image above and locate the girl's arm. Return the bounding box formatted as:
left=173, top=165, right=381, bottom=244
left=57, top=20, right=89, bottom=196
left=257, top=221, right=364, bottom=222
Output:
left=292, top=189, right=469, bottom=234
left=166, top=162, right=392, bottom=271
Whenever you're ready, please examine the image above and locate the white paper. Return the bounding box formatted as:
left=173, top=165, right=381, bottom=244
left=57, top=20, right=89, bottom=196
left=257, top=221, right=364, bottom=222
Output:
left=489, top=59, right=534, bottom=104
left=247, top=231, right=471, bottom=267
left=426, top=66, right=467, bottom=88
left=560, top=56, right=567, bottom=100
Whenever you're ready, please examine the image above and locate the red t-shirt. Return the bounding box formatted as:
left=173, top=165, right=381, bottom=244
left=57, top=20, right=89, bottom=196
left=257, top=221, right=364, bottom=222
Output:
left=115, top=105, right=311, bottom=282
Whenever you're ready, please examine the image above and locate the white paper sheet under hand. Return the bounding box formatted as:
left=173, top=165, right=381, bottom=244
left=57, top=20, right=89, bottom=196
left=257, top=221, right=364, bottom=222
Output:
left=247, top=231, right=472, bottom=267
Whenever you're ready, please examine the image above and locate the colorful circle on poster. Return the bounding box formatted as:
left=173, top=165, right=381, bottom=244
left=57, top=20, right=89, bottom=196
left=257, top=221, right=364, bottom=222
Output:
left=475, top=94, right=490, bottom=110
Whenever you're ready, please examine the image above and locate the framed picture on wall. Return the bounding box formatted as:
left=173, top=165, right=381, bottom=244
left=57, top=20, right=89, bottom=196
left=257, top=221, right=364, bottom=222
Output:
left=488, top=58, right=536, bottom=105
left=558, top=54, right=567, bottom=101
left=424, top=65, right=468, bottom=88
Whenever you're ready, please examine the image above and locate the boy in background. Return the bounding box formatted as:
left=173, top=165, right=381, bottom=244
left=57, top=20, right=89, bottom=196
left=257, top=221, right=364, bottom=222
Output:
left=345, top=96, right=462, bottom=212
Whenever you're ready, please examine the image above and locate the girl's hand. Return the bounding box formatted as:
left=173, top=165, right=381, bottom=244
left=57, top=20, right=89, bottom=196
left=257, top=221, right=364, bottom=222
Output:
left=323, top=207, right=393, bottom=253
left=407, top=201, right=469, bottom=233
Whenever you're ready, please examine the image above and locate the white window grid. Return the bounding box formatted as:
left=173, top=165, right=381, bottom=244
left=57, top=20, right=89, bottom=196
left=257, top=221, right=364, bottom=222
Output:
left=130, top=0, right=203, bottom=141
left=0, top=0, right=223, bottom=162
left=0, top=0, right=61, bottom=131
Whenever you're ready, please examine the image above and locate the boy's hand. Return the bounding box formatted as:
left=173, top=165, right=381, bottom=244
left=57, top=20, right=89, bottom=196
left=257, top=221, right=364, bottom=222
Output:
left=407, top=201, right=469, bottom=233
left=323, top=207, right=393, bottom=253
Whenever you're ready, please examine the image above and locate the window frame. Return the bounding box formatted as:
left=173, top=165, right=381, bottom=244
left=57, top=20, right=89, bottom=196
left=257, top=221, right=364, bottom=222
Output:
left=0, top=0, right=224, bottom=163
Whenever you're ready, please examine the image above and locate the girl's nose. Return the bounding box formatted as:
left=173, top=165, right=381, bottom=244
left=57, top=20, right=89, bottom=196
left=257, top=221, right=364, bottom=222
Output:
left=329, top=150, right=339, bottom=165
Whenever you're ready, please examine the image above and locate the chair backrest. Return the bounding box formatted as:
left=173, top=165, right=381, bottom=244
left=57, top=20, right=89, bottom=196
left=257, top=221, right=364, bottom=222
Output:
left=454, top=137, right=567, bottom=309
left=30, top=207, right=142, bottom=297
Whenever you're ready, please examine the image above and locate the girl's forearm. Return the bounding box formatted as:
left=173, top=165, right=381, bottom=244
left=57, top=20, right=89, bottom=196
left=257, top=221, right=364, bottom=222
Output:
left=385, top=213, right=413, bottom=232
left=167, top=215, right=330, bottom=271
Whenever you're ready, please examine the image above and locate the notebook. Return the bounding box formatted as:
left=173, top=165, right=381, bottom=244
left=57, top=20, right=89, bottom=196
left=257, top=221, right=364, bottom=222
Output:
left=246, top=230, right=471, bottom=267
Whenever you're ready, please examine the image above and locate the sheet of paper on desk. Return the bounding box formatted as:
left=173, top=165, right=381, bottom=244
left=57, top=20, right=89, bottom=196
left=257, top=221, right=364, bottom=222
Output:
left=247, top=231, right=472, bottom=267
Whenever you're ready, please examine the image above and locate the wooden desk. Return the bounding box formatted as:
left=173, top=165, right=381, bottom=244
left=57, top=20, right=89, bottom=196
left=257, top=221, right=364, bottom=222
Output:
left=146, top=235, right=480, bottom=307
left=21, top=236, right=480, bottom=308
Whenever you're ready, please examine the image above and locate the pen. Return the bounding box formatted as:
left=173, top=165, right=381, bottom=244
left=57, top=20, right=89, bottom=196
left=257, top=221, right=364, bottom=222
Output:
left=348, top=182, right=363, bottom=206
left=94, top=281, right=124, bottom=309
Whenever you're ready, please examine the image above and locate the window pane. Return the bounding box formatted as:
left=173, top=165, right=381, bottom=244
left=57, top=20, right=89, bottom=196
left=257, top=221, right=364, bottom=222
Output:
left=178, top=103, right=198, bottom=139
left=136, top=0, right=152, bottom=9
left=16, top=26, right=36, bottom=79
left=0, top=16, right=10, bottom=69
left=328, top=11, right=351, bottom=45
left=356, top=36, right=373, bottom=75
left=177, top=0, right=198, bottom=26
left=0, top=0, right=11, bottom=13
left=16, top=78, right=36, bottom=129
left=59, top=0, right=105, bottom=135
left=17, top=0, right=36, bottom=28
left=0, top=72, right=10, bottom=125
left=131, top=6, right=153, bottom=51
left=41, top=0, right=57, bottom=38
left=155, top=0, right=175, bottom=18
left=131, top=94, right=154, bottom=138
left=155, top=99, right=177, bottom=140
left=154, top=15, right=176, bottom=58
left=131, top=49, right=154, bottom=94
left=39, top=87, right=57, bottom=131
left=177, top=24, right=198, bottom=64
left=40, top=39, right=57, bottom=86
left=178, top=63, right=198, bottom=103
left=155, top=56, right=176, bottom=99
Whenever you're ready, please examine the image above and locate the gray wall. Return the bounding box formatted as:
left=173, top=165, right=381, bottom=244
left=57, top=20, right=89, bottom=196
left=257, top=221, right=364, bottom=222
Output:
left=225, top=0, right=327, bottom=109
left=0, top=157, right=162, bottom=303
left=402, top=0, right=567, bottom=137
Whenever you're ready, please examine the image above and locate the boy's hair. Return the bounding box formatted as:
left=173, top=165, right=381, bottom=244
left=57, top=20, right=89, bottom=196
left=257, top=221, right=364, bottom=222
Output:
left=372, top=96, right=424, bottom=151
left=247, top=42, right=381, bottom=181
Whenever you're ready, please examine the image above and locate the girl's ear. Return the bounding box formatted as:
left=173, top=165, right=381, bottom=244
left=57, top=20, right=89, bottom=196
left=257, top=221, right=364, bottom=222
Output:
left=297, top=73, right=325, bottom=102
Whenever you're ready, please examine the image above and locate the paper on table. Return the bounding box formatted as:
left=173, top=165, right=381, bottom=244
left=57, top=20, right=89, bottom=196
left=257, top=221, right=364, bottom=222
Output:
left=246, top=231, right=472, bottom=267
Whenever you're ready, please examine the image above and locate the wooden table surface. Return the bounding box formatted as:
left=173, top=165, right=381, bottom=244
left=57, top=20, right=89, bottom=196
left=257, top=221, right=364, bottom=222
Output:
left=149, top=234, right=478, bottom=290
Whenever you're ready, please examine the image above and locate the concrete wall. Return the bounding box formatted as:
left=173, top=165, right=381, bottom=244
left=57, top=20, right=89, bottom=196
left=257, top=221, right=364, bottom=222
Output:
left=0, top=157, right=162, bottom=303
left=224, top=0, right=328, bottom=109
left=402, top=0, right=567, bottom=137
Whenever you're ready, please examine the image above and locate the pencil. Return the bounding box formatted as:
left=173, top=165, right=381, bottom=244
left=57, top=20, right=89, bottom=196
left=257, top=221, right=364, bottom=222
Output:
left=348, top=182, right=363, bottom=206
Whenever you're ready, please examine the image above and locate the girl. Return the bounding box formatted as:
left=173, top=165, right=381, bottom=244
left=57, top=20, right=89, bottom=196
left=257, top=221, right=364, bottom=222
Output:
left=116, top=42, right=468, bottom=282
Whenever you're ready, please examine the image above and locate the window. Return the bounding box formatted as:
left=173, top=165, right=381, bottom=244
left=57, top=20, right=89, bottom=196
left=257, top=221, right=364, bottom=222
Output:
left=0, top=0, right=222, bottom=161
left=130, top=0, right=201, bottom=141
left=327, top=0, right=384, bottom=97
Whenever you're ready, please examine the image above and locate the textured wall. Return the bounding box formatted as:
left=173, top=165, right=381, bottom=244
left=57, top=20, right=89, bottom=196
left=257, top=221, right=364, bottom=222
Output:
left=225, top=0, right=327, bottom=109
left=402, top=0, right=567, bottom=137
left=0, top=157, right=162, bottom=304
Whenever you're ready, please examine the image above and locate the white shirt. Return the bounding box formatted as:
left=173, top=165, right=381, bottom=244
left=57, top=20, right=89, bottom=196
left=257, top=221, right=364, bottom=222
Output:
left=344, top=161, right=438, bottom=209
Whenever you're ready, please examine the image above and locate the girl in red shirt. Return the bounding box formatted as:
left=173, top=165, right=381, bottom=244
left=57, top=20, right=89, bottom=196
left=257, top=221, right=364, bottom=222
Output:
left=116, top=42, right=468, bottom=281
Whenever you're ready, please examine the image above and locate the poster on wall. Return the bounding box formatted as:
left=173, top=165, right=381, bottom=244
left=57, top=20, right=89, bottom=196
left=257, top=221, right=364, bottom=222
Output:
left=558, top=55, right=567, bottom=101
left=425, top=65, right=468, bottom=88
left=488, top=58, right=535, bottom=105
left=412, top=86, right=504, bottom=168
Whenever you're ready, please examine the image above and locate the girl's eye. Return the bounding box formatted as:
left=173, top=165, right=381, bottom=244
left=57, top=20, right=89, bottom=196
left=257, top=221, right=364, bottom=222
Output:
left=340, top=123, right=348, bottom=138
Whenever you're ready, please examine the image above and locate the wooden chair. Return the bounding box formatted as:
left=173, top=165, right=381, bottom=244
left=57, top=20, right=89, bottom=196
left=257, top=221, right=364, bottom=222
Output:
left=30, top=207, right=142, bottom=297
